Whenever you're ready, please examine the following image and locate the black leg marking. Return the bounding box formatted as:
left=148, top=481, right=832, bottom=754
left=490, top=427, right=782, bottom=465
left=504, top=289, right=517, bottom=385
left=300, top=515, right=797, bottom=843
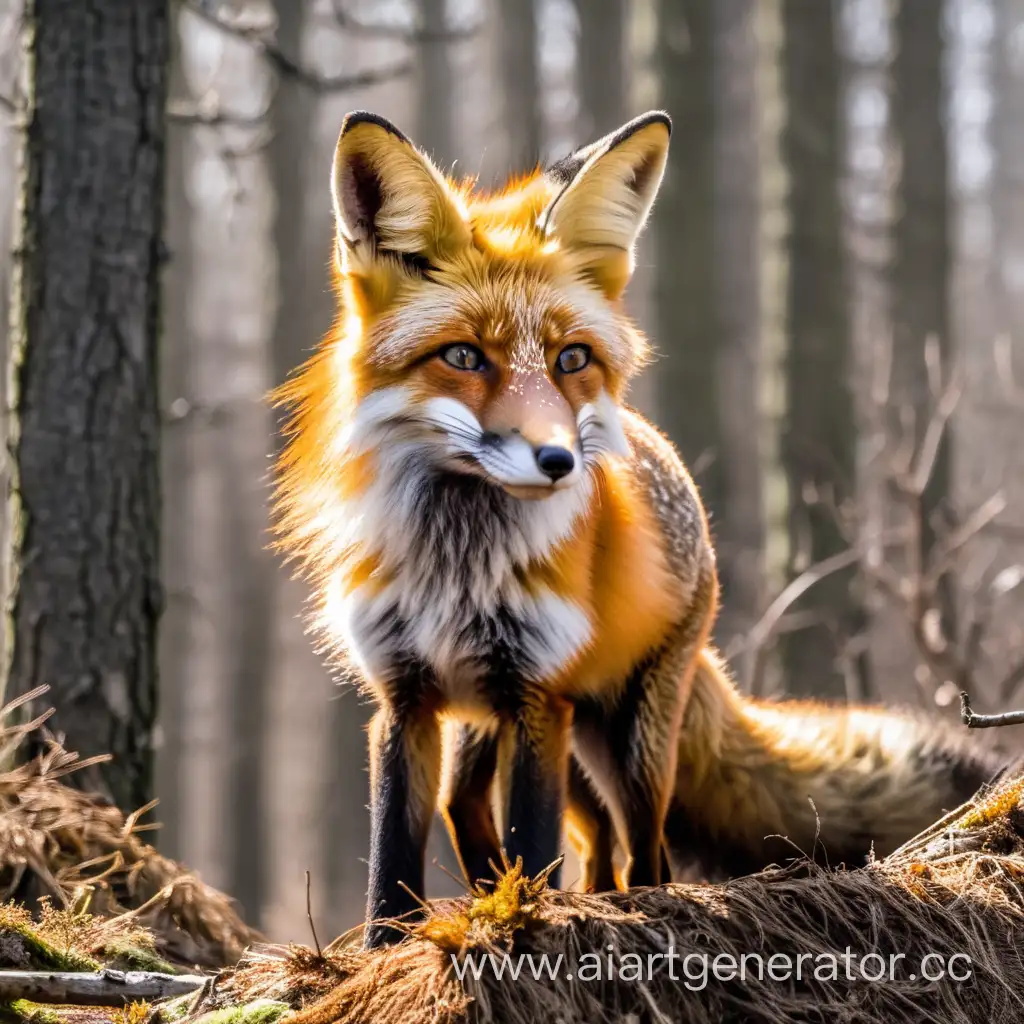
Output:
left=364, top=704, right=440, bottom=949
left=504, top=700, right=571, bottom=887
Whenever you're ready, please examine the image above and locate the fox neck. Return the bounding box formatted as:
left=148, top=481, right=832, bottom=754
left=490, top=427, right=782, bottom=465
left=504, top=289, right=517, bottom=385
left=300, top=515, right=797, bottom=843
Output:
left=324, top=450, right=597, bottom=693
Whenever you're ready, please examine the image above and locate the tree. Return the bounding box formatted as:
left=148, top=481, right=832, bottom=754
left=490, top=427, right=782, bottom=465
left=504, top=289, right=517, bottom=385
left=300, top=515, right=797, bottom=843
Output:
left=890, top=0, right=952, bottom=623
left=417, top=0, right=455, bottom=165
left=576, top=0, right=625, bottom=139
left=499, top=0, right=540, bottom=174
left=778, top=0, right=859, bottom=698
left=653, top=1, right=720, bottom=580
left=3, top=1, right=169, bottom=811
left=711, top=0, right=764, bottom=649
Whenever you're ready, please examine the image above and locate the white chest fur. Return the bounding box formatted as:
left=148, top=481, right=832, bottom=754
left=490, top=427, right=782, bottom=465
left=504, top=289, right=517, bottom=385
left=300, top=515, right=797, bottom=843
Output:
left=324, top=464, right=594, bottom=698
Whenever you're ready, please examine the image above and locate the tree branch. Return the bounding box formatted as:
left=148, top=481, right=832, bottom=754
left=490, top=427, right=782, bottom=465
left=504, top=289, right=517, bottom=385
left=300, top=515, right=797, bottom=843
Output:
left=960, top=690, right=1024, bottom=729
left=329, top=0, right=482, bottom=42
left=0, top=970, right=206, bottom=1006
left=179, top=1, right=413, bottom=92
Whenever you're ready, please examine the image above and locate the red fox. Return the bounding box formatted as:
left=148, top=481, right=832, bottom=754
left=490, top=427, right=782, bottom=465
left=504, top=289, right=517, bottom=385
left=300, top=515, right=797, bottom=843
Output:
left=567, top=648, right=1007, bottom=889
left=273, top=110, right=718, bottom=945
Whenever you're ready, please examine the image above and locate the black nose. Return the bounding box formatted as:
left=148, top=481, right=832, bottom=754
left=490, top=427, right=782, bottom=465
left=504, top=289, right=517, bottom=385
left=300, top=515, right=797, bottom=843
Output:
left=535, top=445, right=575, bottom=481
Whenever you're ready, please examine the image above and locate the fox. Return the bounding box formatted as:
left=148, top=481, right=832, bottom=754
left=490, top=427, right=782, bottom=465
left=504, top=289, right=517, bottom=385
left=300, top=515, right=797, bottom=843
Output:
left=273, top=109, right=718, bottom=946
left=566, top=648, right=1009, bottom=889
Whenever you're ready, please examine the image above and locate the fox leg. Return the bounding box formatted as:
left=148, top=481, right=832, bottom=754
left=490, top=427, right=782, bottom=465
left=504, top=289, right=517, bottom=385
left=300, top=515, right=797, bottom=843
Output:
left=566, top=758, right=619, bottom=892
left=502, top=691, right=573, bottom=887
left=439, top=724, right=503, bottom=887
left=364, top=700, right=441, bottom=949
left=574, top=621, right=709, bottom=888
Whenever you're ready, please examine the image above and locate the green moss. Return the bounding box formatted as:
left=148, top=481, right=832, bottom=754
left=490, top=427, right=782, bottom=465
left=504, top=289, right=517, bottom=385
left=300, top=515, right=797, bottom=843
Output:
left=99, top=938, right=176, bottom=975
left=192, top=1001, right=291, bottom=1024
left=2, top=1002, right=65, bottom=1024
left=154, top=995, right=195, bottom=1024
left=0, top=926, right=99, bottom=973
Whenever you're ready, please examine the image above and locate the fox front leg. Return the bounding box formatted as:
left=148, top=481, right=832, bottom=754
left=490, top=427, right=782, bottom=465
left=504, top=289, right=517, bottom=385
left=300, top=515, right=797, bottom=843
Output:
left=573, top=596, right=713, bottom=889
left=502, top=692, right=573, bottom=887
left=364, top=701, right=441, bottom=948
left=439, top=723, right=504, bottom=887
left=566, top=758, right=619, bottom=892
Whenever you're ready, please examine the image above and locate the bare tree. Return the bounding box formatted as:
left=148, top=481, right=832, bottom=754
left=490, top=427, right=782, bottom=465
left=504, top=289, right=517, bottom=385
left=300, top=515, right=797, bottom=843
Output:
left=3, top=1, right=169, bottom=811
left=889, top=0, right=953, bottom=636
left=777, top=0, right=860, bottom=699
left=499, top=0, right=541, bottom=173
left=653, top=1, right=719, bottom=518
left=417, top=0, right=456, bottom=165
left=576, top=0, right=625, bottom=139
left=711, top=0, right=764, bottom=650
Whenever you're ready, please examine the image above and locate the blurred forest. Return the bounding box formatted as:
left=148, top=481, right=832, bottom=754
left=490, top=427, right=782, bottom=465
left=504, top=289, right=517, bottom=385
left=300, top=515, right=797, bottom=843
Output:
left=1, top=0, right=1023, bottom=943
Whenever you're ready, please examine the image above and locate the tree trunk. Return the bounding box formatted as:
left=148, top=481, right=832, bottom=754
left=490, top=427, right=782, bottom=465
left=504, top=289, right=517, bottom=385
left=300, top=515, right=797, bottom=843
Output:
left=777, top=0, right=859, bottom=699
left=654, top=1, right=721, bottom=551
left=576, top=0, right=625, bottom=140
left=890, top=0, right=952, bottom=646
left=498, top=0, right=540, bottom=174
left=417, top=0, right=455, bottom=166
left=711, top=0, right=764, bottom=652
left=4, top=0, right=169, bottom=812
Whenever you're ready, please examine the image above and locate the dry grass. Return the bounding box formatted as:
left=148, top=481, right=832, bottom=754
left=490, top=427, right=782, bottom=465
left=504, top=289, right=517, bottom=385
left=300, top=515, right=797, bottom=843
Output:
left=0, top=689, right=261, bottom=970
left=181, top=776, right=1024, bottom=1024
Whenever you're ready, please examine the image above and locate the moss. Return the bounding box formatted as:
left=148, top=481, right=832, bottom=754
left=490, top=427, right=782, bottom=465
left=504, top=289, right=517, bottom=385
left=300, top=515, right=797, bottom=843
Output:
left=0, top=913, right=100, bottom=972
left=100, top=938, right=176, bottom=975
left=957, top=776, right=1024, bottom=831
left=3, top=1002, right=65, bottom=1024
left=192, top=1001, right=291, bottom=1024
left=154, top=995, right=195, bottom=1024
left=417, top=856, right=553, bottom=953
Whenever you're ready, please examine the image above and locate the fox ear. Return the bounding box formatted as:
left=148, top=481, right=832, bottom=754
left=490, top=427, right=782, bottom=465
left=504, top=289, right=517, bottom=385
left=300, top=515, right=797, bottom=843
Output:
left=331, top=111, right=471, bottom=270
left=542, top=112, right=671, bottom=298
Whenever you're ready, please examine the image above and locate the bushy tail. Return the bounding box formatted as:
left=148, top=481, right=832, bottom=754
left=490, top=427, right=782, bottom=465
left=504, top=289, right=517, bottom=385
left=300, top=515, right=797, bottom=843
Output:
left=665, top=649, right=1008, bottom=879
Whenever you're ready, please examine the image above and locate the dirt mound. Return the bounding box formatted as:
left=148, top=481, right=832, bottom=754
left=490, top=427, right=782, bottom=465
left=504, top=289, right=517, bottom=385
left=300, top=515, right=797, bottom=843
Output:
left=185, top=776, right=1024, bottom=1024
left=0, top=689, right=261, bottom=970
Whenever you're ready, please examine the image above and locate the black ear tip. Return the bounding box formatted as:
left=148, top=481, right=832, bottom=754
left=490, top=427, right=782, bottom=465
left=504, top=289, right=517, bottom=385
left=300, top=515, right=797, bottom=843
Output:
left=597, top=110, right=672, bottom=155
left=631, top=110, right=672, bottom=137
left=340, top=110, right=410, bottom=144
left=649, top=110, right=672, bottom=136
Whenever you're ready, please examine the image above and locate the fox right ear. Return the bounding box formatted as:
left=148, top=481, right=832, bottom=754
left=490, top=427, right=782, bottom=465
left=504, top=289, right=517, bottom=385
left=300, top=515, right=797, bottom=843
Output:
left=331, top=111, right=470, bottom=270
left=541, top=112, right=671, bottom=299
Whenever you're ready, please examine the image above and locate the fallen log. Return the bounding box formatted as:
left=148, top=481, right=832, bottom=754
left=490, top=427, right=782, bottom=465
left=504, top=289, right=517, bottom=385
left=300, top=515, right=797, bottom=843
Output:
left=0, top=968, right=207, bottom=1006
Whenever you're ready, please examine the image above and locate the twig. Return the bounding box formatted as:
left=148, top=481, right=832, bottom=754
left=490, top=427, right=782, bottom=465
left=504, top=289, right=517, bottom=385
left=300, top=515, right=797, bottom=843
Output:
left=960, top=691, right=1024, bottom=729
left=167, top=97, right=267, bottom=128
left=0, top=970, right=207, bottom=1006
left=305, top=869, right=322, bottom=958
left=180, top=1, right=413, bottom=93
left=330, top=0, right=482, bottom=41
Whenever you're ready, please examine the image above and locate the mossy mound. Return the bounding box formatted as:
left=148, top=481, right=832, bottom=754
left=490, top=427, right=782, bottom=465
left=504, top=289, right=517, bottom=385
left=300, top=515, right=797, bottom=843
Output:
left=0, top=694, right=261, bottom=970
left=179, top=774, right=1024, bottom=1024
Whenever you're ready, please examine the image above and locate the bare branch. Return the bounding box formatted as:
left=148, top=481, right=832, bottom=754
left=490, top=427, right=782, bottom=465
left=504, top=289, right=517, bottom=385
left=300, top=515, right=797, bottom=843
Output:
left=329, top=0, right=483, bottom=42
left=0, top=970, right=206, bottom=1006
left=167, top=97, right=267, bottom=128
left=180, top=1, right=413, bottom=92
left=960, top=691, right=1024, bottom=729
left=305, top=869, right=323, bottom=959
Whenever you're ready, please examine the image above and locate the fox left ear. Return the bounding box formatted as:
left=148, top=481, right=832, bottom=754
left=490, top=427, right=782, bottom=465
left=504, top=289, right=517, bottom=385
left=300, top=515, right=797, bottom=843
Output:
left=331, top=111, right=471, bottom=273
left=542, top=112, right=671, bottom=298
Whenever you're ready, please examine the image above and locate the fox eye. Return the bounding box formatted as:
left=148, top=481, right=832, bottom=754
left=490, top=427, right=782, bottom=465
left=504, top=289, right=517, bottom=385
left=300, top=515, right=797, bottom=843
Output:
left=556, top=344, right=591, bottom=374
left=440, top=343, right=486, bottom=371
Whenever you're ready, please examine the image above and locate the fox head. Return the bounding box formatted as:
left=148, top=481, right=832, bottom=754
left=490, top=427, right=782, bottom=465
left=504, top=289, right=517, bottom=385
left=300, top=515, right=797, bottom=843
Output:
left=276, top=111, right=670, bottom=573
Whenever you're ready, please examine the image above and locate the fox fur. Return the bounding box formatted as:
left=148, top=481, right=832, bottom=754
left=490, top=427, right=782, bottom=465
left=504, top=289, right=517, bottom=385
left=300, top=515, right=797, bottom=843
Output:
left=273, top=110, right=718, bottom=946
left=567, top=648, right=1008, bottom=887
